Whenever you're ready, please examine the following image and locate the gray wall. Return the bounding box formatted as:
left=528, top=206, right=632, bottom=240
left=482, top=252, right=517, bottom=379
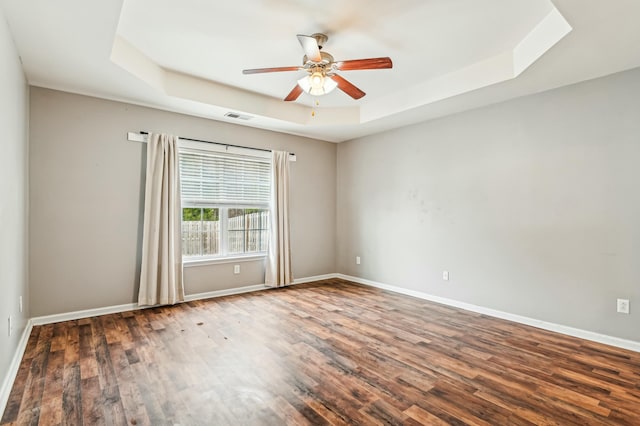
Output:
left=337, top=68, right=640, bottom=342
left=29, top=88, right=336, bottom=317
left=0, top=8, right=29, bottom=397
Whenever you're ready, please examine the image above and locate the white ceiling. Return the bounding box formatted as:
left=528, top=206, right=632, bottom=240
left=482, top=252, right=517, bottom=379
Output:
left=2, top=0, right=640, bottom=142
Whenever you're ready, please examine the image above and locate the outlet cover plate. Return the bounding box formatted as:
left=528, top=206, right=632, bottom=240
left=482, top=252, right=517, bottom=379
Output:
left=617, top=298, right=630, bottom=314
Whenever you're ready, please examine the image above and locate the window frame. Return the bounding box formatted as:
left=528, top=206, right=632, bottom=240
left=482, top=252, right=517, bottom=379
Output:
left=178, top=139, right=271, bottom=265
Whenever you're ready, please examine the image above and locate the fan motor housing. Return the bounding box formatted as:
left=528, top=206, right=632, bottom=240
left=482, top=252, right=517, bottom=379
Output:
left=303, top=51, right=334, bottom=66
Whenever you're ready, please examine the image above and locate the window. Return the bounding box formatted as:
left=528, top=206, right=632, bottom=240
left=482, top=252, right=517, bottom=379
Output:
left=179, top=145, right=270, bottom=260
left=227, top=208, right=270, bottom=254
left=181, top=207, right=220, bottom=256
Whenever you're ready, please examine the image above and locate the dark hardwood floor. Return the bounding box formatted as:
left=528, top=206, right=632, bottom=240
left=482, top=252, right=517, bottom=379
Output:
left=2, top=279, right=640, bottom=425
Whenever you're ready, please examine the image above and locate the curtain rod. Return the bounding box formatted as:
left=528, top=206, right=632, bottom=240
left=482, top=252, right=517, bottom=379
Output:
left=128, top=131, right=296, bottom=158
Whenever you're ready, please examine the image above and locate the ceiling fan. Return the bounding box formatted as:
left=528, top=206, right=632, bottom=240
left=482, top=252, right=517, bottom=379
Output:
left=242, top=33, right=392, bottom=102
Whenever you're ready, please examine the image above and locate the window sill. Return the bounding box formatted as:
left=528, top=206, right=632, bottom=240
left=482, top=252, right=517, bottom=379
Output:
left=183, top=254, right=267, bottom=268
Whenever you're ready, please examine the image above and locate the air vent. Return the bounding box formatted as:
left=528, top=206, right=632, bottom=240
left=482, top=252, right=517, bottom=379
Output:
left=224, top=112, right=252, bottom=121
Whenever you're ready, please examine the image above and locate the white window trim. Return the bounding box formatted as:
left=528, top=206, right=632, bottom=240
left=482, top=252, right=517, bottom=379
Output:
left=220, top=207, right=229, bottom=256
left=183, top=253, right=266, bottom=267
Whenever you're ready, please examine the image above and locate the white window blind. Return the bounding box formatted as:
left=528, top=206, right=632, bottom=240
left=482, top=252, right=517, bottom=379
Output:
left=179, top=149, right=271, bottom=206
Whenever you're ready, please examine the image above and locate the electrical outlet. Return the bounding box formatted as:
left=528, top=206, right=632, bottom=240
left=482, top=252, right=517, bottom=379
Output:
left=8, top=316, right=12, bottom=337
left=233, top=265, right=240, bottom=275
left=617, top=299, right=630, bottom=314
left=442, top=271, right=449, bottom=281
left=356, top=256, right=361, bottom=265
left=19, top=296, right=23, bottom=313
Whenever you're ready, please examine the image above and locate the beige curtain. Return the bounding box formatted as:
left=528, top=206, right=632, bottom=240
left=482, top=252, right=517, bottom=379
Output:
left=138, top=133, right=184, bottom=305
left=265, top=150, right=293, bottom=287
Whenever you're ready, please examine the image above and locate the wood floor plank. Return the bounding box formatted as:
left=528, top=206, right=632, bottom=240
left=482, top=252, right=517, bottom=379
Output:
left=61, top=363, right=82, bottom=426
left=0, top=348, right=33, bottom=424
left=3, top=279, right=640, bottom=425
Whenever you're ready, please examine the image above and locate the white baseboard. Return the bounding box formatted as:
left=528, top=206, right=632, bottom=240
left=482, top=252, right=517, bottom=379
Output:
left=185, top=273, right=339, bottom=301
left=293, top=273, right=339, bottom=284
left=337, top=273, right=640, bottom=353
left=30, top=303, right=139, bottom=326
left=30, top=273, right=341, bottom=326
left=1, top=319, right=33, bottom=417
left=30, top=272, right=639, bottom=353
left=184, top=284, right=267, bottom=302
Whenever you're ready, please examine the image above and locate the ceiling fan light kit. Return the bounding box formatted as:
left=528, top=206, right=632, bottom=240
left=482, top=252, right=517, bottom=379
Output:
left=297, top=67, right=338, bottom=96
left=243, top=33, right=392, bottom=102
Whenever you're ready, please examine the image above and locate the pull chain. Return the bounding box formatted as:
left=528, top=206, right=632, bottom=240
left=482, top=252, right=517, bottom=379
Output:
left=311, top=98, right=320, bottom=117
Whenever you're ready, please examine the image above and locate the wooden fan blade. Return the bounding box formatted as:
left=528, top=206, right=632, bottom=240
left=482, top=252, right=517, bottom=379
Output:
left=297, top=34, right=322, bottom=62
left=284, top=84, right=304, bottom=102
left=334, top=57, right=393, bottom=71
left=330, top=74, right=366, bottom=99
left=243, top=66, right=301, bottom=74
